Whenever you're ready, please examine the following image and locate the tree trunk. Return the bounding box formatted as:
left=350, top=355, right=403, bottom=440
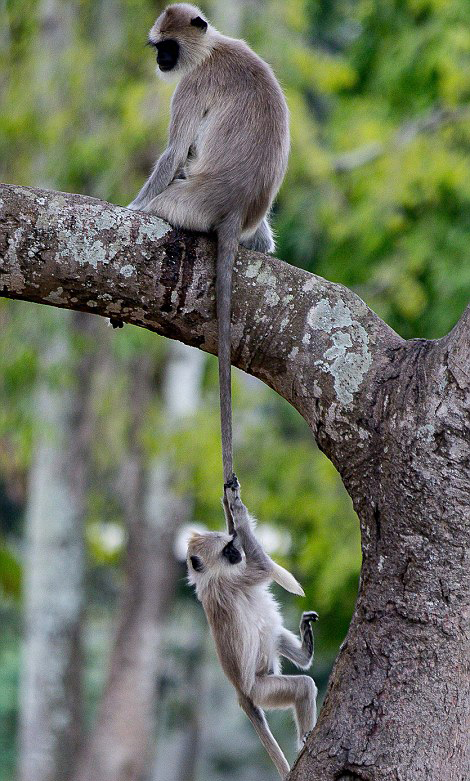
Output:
left=2, top=185, right=469, bottom=780
left=19, top=312, right=99, bottom=781
left=73, top=342, right=205, bottom=781
left=290, top=320, right=470, bottom=780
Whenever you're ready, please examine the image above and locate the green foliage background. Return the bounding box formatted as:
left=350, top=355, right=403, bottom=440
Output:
left=0, top=0, right=469, bottom=778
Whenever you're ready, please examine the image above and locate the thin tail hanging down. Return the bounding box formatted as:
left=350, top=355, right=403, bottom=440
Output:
left=238, top=694, right=290, bottom=779
left=216, top=214, right=242, bottom=532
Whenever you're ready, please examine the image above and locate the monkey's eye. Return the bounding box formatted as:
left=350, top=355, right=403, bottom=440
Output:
left=222, top=541, right=242, bottom=565
left=190, top=555, right=204, bottom=572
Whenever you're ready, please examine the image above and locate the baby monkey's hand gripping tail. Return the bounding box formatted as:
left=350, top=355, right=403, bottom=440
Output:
left=187, top=477, right=318, bottom=779
left=127, top=5, right=290, bottom=520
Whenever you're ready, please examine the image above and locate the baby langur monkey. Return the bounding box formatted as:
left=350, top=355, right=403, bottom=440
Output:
left=187, top=477, right=318, bottom=779
left=128, top=4, right=290, bottom=501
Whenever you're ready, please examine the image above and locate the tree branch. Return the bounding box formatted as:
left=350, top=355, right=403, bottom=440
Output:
left=0, top=183, right=401, bottom=470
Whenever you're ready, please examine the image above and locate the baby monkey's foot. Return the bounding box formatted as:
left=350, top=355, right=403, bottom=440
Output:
left=300, top=611, right=318, bottom=657
left=301, top=611, right=319, bottom=625
left=300, top=729, right=313, bottom=746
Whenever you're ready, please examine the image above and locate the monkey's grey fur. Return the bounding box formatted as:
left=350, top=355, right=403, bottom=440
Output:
left=187, top=478, right=318, bottom=779
left=128, top=4, right=290, bottom=495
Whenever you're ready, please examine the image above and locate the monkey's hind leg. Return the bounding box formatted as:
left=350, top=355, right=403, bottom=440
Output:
left=251, top=673, right=317, bottom=751
left=140, top=180, right=212, bottom=232
left=238, top=693, right=290, bottom=779
left=279, top=611, right=319, bottom=670
left=240, top=217, right=275, bottom=254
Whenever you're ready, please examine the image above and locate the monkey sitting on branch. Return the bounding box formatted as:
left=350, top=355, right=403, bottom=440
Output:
left=127, top=4, right=289, bottom=508
left=187, top=477, right=318, bottom=779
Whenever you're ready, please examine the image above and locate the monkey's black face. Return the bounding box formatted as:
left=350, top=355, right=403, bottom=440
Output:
left=222, top=538, right=242, bottom=566
left=154, top=39, right=180, bottom=71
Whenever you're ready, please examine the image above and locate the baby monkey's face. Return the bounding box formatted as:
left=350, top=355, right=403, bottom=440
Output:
left=187, top=530, right=243, bottom=584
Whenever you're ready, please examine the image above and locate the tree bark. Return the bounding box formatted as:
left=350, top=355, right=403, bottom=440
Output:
left=291, top=315, right=470, bottom=780
left=2, top=184, right=469, bottom=780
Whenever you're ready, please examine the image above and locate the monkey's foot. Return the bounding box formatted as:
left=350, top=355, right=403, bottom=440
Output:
left=300, top=611, right=319, bottom=647
left=300, top=730, right=313, bottom=747
left=302, top=611, right=319, bottom=623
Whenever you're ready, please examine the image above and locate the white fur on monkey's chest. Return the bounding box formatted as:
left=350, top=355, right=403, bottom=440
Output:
left=249, top=584, right=283, bottom=675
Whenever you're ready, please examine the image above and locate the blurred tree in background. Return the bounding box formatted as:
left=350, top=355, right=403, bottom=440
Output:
left=0, top=1, right=468, bottom=779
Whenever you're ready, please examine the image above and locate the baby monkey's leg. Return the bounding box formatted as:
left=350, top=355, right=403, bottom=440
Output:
left=238, top=693, right=290, bottom=779
left=251, top=674, right=317, bottom=749
left=279, top=611, right=318, bottom=669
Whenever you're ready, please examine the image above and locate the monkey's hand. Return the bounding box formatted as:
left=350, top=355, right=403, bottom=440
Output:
left=224, top=473, right=240, bottom=491
left=222, top=474, right=241, bottom=536
left=223, top=480, right=274, bottom=582
left=224, top=475, right=248, bottom=529
left=126, top=200, right=144, bottom=211
left=222, top=474, right=235, bottom=535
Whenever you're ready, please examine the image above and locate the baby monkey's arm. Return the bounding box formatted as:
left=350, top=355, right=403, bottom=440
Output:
left=223, top=476, right=272, bottom=583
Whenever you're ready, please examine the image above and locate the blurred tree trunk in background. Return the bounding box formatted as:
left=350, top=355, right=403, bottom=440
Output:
left=72, top=342, right=205, bottom=781
left=19, top=312, right=100, bottom=781
left=32, top=0, right=75, bottom=188
left=210, top=0, right=244, bottom=36
left=150, top=626, right=206, bottom=781
left=172, top=638, right=205, bottom=781
left=18, top=3, right=92, bottom=780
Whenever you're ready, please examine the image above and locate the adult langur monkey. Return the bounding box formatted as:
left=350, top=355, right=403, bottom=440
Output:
left=128, top=4, right=289, bottom=523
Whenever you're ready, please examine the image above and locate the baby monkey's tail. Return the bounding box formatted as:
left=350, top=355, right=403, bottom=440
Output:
left=238, top=693, right=290, bottom=779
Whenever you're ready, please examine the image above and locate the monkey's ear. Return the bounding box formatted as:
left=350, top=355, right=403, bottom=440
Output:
left=191, top=16, right=208, bottom=32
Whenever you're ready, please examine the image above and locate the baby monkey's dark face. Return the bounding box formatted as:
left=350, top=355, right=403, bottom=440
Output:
left=187, top=530, right=243, bottom=586
left=222, top=536, right=242, bottom=565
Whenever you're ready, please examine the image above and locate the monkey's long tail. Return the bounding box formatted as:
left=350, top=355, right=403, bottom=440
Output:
left=216, top=214, right=242, bottom=528
left=238, top=694, right=290, bottom=779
